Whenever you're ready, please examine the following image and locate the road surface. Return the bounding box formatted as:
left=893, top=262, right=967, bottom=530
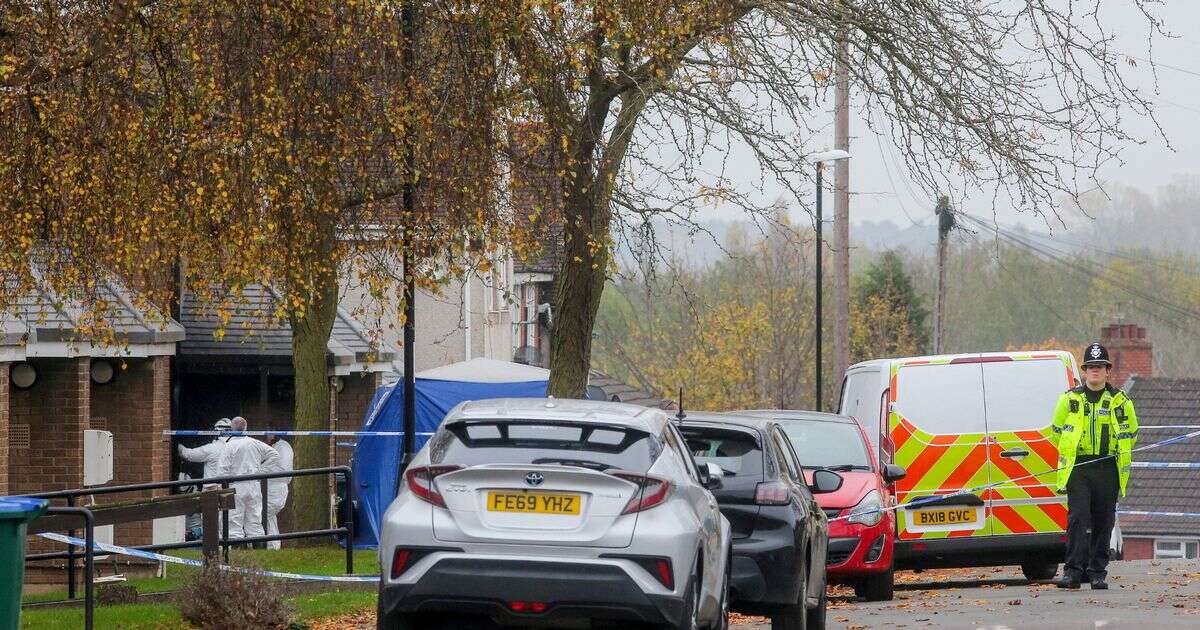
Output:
left=735, top=559, right=1200, bottom=629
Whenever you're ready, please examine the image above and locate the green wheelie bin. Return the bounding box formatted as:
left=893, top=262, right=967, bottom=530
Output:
left=0, top=497, right=49, bottom=629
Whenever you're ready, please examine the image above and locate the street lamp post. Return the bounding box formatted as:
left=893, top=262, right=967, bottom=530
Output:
left=808, top=149, right=851, bottom=412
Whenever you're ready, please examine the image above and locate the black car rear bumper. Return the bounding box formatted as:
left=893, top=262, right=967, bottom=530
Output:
left=727, top=518, right=802, bottom=611
left=378, top=558, right=687, bottom=627
left=895, top=532, right=1065, bottom=570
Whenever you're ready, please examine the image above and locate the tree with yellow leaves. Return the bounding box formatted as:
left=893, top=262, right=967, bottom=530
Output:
left=0, top=2, right=520, bottom=533
left=476, top=0, right=1164, bottom=398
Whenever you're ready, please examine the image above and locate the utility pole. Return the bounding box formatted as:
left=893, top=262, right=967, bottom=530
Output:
left=933, top=196, right=954, bottom=354
left=815, top=163, right=824, bottom=412
left=399, top=0, right=417, bottom=473
left=832, top=26, right=852, bottom=394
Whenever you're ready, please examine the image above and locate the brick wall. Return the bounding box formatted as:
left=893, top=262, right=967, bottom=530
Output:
left=91, top=356, right=171, bottom=546
left=1101, top=323, right=1153, bottom=389
left=1122, top=536, right=1153, bottom=561
left=9, top=358, right=90, bottom=493
left=0, top=362, right=8, bottom=496
left=11, top=358, right=89, bottom=556
left=334, top=372, right=383, bottom=467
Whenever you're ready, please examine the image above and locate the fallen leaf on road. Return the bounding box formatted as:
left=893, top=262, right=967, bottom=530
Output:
left=1008, top=599, right=1022, bottom=605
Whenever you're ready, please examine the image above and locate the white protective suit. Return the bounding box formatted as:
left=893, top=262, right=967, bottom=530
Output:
left=265, top=439, right=294, bottom=549
left=217, top=436, right=282, bottom=542
left=177, top=438, right=230, bottom=486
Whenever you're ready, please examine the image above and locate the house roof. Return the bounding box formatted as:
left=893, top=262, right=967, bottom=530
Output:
left=1118, top=376, right=1200, bottom=536
left=586, top=370, right=675, bottom=410
left=1, top=275, right=184, bottom=357
left=178, top=285, right=396, bottom=368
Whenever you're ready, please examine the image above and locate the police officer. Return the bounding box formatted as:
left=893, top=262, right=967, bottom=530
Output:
left=1051, top=342, right=1138, bottom=590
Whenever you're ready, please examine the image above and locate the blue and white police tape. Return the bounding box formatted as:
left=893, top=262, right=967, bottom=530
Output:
left=828, top=428, right=1200, bottom=524
left=1130, top=461, right=1200, bottom=469
left=39, top=532, right=379, bottom=583
left=1119, top=510, right=1200, bottom=518
left=1137, top=425, right=1200, bottom=430
left=165, top=430, right=434, bottom=437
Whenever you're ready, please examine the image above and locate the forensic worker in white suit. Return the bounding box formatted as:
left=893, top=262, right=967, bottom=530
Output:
left=264, top=433, right=294, bottom=549
left=217, top=416, right=281, bottom=542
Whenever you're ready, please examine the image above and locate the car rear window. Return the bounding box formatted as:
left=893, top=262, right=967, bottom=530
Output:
left=679, top=427, right=764, bottom=479
left=778, top=420, right=871, bottom=469
left=431, top=420, right=663, bottom=472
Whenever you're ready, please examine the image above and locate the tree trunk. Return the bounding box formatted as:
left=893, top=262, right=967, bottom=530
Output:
left=285, top=248, right=339, bottom=541
left=547, top=178, right=610, bottom=398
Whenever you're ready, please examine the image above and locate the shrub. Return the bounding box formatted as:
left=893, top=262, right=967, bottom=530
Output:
left=178, top=564, right=293, bottom=629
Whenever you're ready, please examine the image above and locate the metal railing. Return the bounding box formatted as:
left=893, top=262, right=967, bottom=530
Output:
left=23, top=465, right=355, bottom=623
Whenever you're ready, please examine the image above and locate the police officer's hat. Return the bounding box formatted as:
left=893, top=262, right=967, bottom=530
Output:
left=213, top=417, right=232, bottom=431
left=1081, top=342, right=1112, bottom=367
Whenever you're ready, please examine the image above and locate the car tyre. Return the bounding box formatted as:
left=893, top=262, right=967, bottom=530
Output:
left=770, top=557, right=807, bottom=630
left=707, top=557, right=730, bottom=630
left=804, top=578, right=827, bottom=630
left=377, top=610, right=423, bottom=630
left=860, top=566, right=895, bottom=601
left=1021, top=561, right=1058, bottom=582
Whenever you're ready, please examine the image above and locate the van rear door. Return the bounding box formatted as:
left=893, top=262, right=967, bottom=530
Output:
left=980, top=353, right=1074, bottom=537
left=890, top=357, right=993, bottom=542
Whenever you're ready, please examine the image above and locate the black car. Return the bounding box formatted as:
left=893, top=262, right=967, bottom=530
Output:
left=678, top=412, right=842, bottom=630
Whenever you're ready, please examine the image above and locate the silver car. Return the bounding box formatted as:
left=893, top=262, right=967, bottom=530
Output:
left=378, top=398, right=732, bottom=629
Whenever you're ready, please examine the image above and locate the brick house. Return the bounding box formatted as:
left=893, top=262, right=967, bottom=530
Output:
left=2, top=277, right=183, bottom=551
left=174, top=284, right=397, bottom=473
left=1094, top=324, right=1200, bottom=561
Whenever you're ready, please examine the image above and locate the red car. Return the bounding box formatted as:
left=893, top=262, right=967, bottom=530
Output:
left=742, top=410, right=906, bottom=601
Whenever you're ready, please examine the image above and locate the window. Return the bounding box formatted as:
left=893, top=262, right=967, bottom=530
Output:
left=981, top=359, right=1072, bottom=432
left=682, top=428, right=764, bottom=478
left=772, top=428, right=802, bottom=481
left=1154, top=539, right=1200, bottom=560
left=437, top=420, right=662, bottom=473
left=663, top=425, right=699, bottom=482
left=778, top=420, right=871, bottom=469
left=839, top=369, right=882, bottom=452
left=893, top=362, right=986, bottom=435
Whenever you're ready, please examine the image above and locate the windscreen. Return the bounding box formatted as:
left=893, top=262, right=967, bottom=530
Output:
left=680, top=427, right=764, bottom=479
left=778, top=420, right=871, bottom=469
left=432, top=420, right=662, bottom=473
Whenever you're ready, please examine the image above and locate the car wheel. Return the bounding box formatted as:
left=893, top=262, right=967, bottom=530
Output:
left=1020, top=561, right=1058, bottom=582
left=708, top=557, right=730, bottom=630
left=805, top=582, right=827, bottom=630
left=662, top=561, right=702, bottom=630
left=860, top=566, right=895, bottom=601
left=377, top=610, right=424, bottom=630
left=770, top=557, right=807, bottom=630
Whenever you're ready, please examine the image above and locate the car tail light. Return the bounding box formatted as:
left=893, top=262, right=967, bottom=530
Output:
left=390, top=549, right=412, bottom=579
left=755, top=480, right=791, bottom=505
left=405, top=465, right=462, bottom=508
left=509, top=601, right=548, bottom=614
left=653, top=558, right=674, bottom=590
left=609, top=471, right=672, bottom=514
left=601, top=554, right=674, bottom=590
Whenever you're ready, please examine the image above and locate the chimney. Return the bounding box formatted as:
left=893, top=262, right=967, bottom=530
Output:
left=1099, top=323, right=1153, bottom=388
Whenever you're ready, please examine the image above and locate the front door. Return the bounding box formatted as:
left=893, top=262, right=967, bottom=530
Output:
left=889, top=356, right=992, bottom=542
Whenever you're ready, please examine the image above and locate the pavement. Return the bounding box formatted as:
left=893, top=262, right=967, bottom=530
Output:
left=735, top=560, right=1200, bottom=629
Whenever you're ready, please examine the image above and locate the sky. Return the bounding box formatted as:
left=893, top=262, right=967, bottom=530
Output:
left=695, top=2, right=1200, bottom=235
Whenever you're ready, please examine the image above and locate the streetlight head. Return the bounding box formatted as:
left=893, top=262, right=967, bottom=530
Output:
left=808, top=149, right=851, bottom=163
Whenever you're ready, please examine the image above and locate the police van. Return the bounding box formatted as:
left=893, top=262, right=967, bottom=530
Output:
left=839, top=351, right=1078, bottom=580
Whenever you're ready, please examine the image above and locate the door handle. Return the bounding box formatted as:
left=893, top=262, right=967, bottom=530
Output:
left=1000, top=448, right=1029, bottom=460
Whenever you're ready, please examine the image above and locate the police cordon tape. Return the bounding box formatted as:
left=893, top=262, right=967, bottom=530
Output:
left=38, top=532, right=379, bottom=582
left=827, top=428, right=1200, bottom=524
left=165, top=430, right=435, bottom=437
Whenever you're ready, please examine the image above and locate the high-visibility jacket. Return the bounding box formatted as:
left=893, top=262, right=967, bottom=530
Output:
left=1051, top=384, right=1138, bottom=497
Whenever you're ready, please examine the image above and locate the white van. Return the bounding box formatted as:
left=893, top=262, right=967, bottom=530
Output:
left=839, top=351, right=1079, bottom=579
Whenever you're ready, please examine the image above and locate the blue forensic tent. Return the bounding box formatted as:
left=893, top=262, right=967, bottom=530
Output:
left=351, top=358, right=549, bottom=547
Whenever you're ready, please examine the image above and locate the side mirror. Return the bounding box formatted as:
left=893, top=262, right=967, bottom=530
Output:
left=883, top=464, right=907, bottom=484
left=811, top=469, right=844, bottom=494
left=700, top=462, right=724, bottom=490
